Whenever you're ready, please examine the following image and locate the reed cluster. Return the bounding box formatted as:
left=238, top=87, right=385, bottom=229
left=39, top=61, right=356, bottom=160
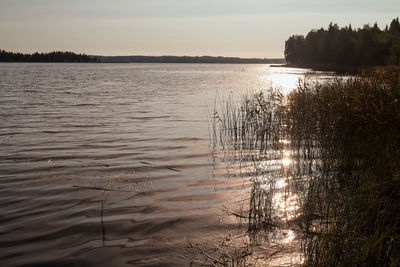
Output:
left=213, top=66, right=400, bottom=266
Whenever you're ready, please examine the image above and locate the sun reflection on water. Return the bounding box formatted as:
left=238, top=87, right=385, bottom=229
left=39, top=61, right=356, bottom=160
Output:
left=281, top=149, right=292, bottom=167
left=254, top=148, right=302, bottom=265
left=281, top=156, right=292, bottom=167
left=275, top=178, right=286, bottom=189
left=284, top=230, right=295, bottom=244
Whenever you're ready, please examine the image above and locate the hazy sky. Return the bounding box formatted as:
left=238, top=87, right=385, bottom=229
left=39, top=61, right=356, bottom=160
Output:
left=0, top=0, right=399, bottom=58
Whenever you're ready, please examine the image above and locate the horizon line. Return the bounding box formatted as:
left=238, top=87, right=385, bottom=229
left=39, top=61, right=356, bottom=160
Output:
left=0, top=49, right=284, bottom=59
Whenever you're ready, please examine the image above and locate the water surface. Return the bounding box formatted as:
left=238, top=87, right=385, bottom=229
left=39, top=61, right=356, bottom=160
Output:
left=0, top=63, right=334, bottom=266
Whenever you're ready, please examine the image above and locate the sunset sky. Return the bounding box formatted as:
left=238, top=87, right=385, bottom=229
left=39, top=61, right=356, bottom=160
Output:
left=1, top=0, right=399, bottom=58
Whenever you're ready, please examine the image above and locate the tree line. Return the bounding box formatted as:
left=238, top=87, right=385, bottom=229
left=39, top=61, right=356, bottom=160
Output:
left=285, top=18, right=400, bottom=68
left=98, top=55, right=285, bottom=64
left=0, top=50, right=98, bottom=62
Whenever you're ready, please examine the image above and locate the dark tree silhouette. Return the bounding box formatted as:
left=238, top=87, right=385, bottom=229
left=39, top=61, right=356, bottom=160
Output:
left=284, top=18, right=400, bottom=68
left=0, top=50, right=98, bottom=62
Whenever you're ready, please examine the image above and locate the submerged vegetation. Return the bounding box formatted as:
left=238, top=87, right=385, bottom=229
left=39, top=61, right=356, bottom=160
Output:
left=213, top=66, right=400, bottom=266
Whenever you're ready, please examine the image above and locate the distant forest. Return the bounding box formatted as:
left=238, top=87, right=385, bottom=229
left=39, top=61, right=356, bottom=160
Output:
left=0, top=50, right=284, bottom=64
left=0, top=50, right=98, bottom=62
left=285, top=18, right=400, bottom=68
left=98, top=55, right=285, bottom=64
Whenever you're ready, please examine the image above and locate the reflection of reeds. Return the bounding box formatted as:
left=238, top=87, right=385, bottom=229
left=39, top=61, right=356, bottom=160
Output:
left=213, top=66, right=400, bottom=266
left=101, top=190, right=106, bottom=247
left=248, top=178, right=275, bottom=235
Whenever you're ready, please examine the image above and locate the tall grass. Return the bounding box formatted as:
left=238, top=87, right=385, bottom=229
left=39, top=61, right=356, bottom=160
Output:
left=213, top=66, right=400, bottom=266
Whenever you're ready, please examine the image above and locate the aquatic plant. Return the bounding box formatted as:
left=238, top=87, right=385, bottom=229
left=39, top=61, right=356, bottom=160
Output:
left=213, top=66, right=400, bottom=266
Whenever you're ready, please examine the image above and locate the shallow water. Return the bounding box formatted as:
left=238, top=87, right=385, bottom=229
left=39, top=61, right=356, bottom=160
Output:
left=0, top=63, right=334, bottom=266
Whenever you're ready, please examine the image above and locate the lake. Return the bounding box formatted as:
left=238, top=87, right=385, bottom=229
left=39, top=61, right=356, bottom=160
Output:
left=0, top=63, right=335, bottom=266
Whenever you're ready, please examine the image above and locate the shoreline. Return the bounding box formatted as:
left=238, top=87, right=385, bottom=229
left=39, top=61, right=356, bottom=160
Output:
left=270, top=63, right=361, bottom=74
left=0, top=61, right=283, bottom=65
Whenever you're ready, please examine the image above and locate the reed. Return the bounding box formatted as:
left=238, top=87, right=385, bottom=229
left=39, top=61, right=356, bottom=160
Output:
left=212, top=66, right=400, bottom=266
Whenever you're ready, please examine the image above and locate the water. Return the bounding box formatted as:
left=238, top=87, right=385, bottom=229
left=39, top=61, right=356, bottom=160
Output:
left=0, top=63, right=335, bottom=266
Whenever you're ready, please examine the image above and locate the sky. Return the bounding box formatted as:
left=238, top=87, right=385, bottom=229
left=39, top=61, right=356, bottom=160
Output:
left=0, top=0, right=399, bottom=58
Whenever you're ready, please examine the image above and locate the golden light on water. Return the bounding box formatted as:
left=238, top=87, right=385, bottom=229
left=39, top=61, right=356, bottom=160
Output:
left=281, top=150, right=292, bottom=167
left=282, top=157, right=291, bottom=167
left=284, top=230, right=295, bottom=244
left=279, top=139, right=291, bottom=145
left=258, top=66, right=314, bottom=95
left=276, top=178, right=286, bottom=188
left=255, top=151, right=301, bottom=265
